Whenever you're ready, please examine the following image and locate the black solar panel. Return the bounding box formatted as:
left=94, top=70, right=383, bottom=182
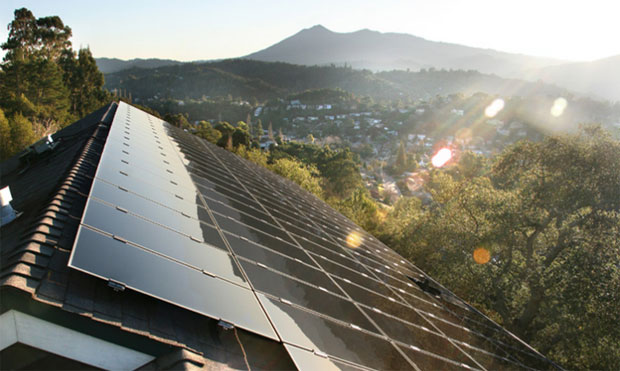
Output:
left=69, top=102, right=557, bottom=370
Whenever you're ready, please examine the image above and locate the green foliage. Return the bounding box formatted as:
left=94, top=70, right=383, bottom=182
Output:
left=214, top=120, right=250, bottom=149
left=60, top=48, right=108, bottom=118
left=271, top=142, right=362, bottom=199
left=235, top=145, right=268, bottom=167
left=164, top=112, right=190, bottom=129
left=195, top=120, right=221, bottom=144
left=0, top=8, right=110, bottom=156
left=0, top=109, right=13, bottom=159
left=286, top=88, right=354, bottom=105
left=9, top=113, right=35, bottom=156
left=385, top=127, right=620, bottom=369
left=269, top=158, right=323, bottom=198
left=254, top=119, right=263, bottom=139
left=332, top=188, right=382, bottom=235
left=2, top=8, right=72, bottom=62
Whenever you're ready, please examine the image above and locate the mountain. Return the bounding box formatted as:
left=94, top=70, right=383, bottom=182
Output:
left=104, top=59, right=569, bottom=103
left=529, top=55, right=620, bottom=102
left=96, top=57, right=184, bottom=73
left=244, top=25, right=565, bottom=78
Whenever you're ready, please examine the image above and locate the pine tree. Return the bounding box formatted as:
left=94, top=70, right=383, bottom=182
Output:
left=395, top=140, right=407, bottom=172
left=0, top=108, right=12, bottom=159
left=255, top=119, right=263, bottom=139
left=268, top=121, right=274, bottom=141
left=9, top=113, right=34, bottom=153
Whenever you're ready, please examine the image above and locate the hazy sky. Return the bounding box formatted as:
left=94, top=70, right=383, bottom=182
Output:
left=2, top=0, right=619, bottom=62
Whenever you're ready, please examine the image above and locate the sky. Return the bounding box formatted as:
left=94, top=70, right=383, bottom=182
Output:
left=1, top=0, right=619, bottom=62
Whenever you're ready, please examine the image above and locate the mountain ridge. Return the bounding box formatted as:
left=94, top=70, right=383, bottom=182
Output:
left=244, top=25, right=566, bottom=77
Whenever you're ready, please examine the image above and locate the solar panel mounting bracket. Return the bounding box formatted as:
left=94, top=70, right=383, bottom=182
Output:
left=201, top=269, right=216, bottom=278
left=313, top=349, right=328, bottom=358
left=217, top=320, right=235, bottom=330
left=112, top=235, right=127, bottom=243
left=107, top=279, right=126, bottom=292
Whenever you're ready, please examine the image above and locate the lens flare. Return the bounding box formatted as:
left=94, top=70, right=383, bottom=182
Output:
left=431, top=148, right=452, bottom=168
left=346, top=231, right=363, bottom=248
left=473, top=248, right=491, bottom=264
left=550, top=97, right=568, bottom=117
left=484, top=99, right=505, bottom=118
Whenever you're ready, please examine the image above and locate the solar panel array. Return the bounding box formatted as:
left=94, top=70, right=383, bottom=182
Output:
left=70, top=102, right=557, bottom=370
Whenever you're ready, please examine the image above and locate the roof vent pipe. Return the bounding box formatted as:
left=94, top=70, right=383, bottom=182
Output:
left=0, top=186, right=19, bottom=227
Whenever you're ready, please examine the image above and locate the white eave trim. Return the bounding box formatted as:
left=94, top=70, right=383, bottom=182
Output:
left=0, top=310, right=155, bottom=370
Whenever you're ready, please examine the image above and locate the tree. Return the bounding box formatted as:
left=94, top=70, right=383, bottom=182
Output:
left=196, top=120, right=221, bottom=144
left=164, top=113, right=190, bottom=129
left=334, top=188, right=381, bottom=234
left=255, top=119, right=263, bottom=139
left=60, top=47, right=108, bottom=118
left=0, top=8, right=109, bottom=153
left=8, top=113, right=35, bottom=155
left=389, top=127, right=620, bottom=369
left=269, top=158, right=323, bottom=198
left=215, top=121, right=235, bottom=148
left=268, top=121, right=274, bottom=141
left=394, top=140, right=407, bottom=172
left=232, top=126, right=250, bottom=148
left=24, top=58, right=70, bottom=129
left=0, top=108, right=13, bottom=159
left=236, top=120, right=248, bottom=131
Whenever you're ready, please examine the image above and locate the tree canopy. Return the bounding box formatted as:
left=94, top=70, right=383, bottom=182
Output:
left=381, top=126, right=620, bottom=369
left=0, top=7, right=110, bottom=160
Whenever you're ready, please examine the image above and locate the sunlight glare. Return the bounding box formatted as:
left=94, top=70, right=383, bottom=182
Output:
left=484, top=98, right=505, bottom=118
left=473, top=247, right=491, bottom=264
left=550, top=97, right=568, bottom=117
left=346, top=231, right=363, bottom=248
left=431, top=148, right=453, bottom=168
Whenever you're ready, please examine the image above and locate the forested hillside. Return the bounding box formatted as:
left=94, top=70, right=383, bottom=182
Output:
left=104, top=59, right=570, bottom=103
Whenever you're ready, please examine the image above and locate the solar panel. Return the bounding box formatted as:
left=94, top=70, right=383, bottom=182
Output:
left=69, top=102, right=557, bottom=370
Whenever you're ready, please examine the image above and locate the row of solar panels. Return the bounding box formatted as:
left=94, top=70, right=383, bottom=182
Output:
left=69, top=102, right=554, bottom=370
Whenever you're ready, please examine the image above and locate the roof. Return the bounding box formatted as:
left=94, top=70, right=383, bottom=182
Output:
left=0, top=101, right=561, bottom=370
left=1, top=102, right=292, bottom=370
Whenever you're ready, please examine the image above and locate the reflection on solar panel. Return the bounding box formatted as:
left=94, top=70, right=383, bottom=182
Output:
left=70, top=102, right=558, bottom=370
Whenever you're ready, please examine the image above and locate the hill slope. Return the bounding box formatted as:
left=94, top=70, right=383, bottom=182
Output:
left=244, top=25, right=564, bottom=77
left=96, top=57, right=184, bottom=73
left=530, top=55, right=620, bottom=102
left=104, top=59, right=569, bottom=102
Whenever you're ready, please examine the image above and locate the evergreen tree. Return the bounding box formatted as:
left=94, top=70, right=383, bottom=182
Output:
left=395, top=140, right=407, bottom=172
left=268, top=121, right=274, bottom=140
left=9, top=113, right=34, bottom=154
left=0, top=7, right=110, bottom=153
left=0, top=108, right=12, bottom=159
left=255, top=119, right=263, bottom=139
left=60, top=47, right=108, bottom=118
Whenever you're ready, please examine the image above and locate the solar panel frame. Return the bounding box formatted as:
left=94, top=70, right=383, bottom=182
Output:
left=67, top=102, right=558, bottom=370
